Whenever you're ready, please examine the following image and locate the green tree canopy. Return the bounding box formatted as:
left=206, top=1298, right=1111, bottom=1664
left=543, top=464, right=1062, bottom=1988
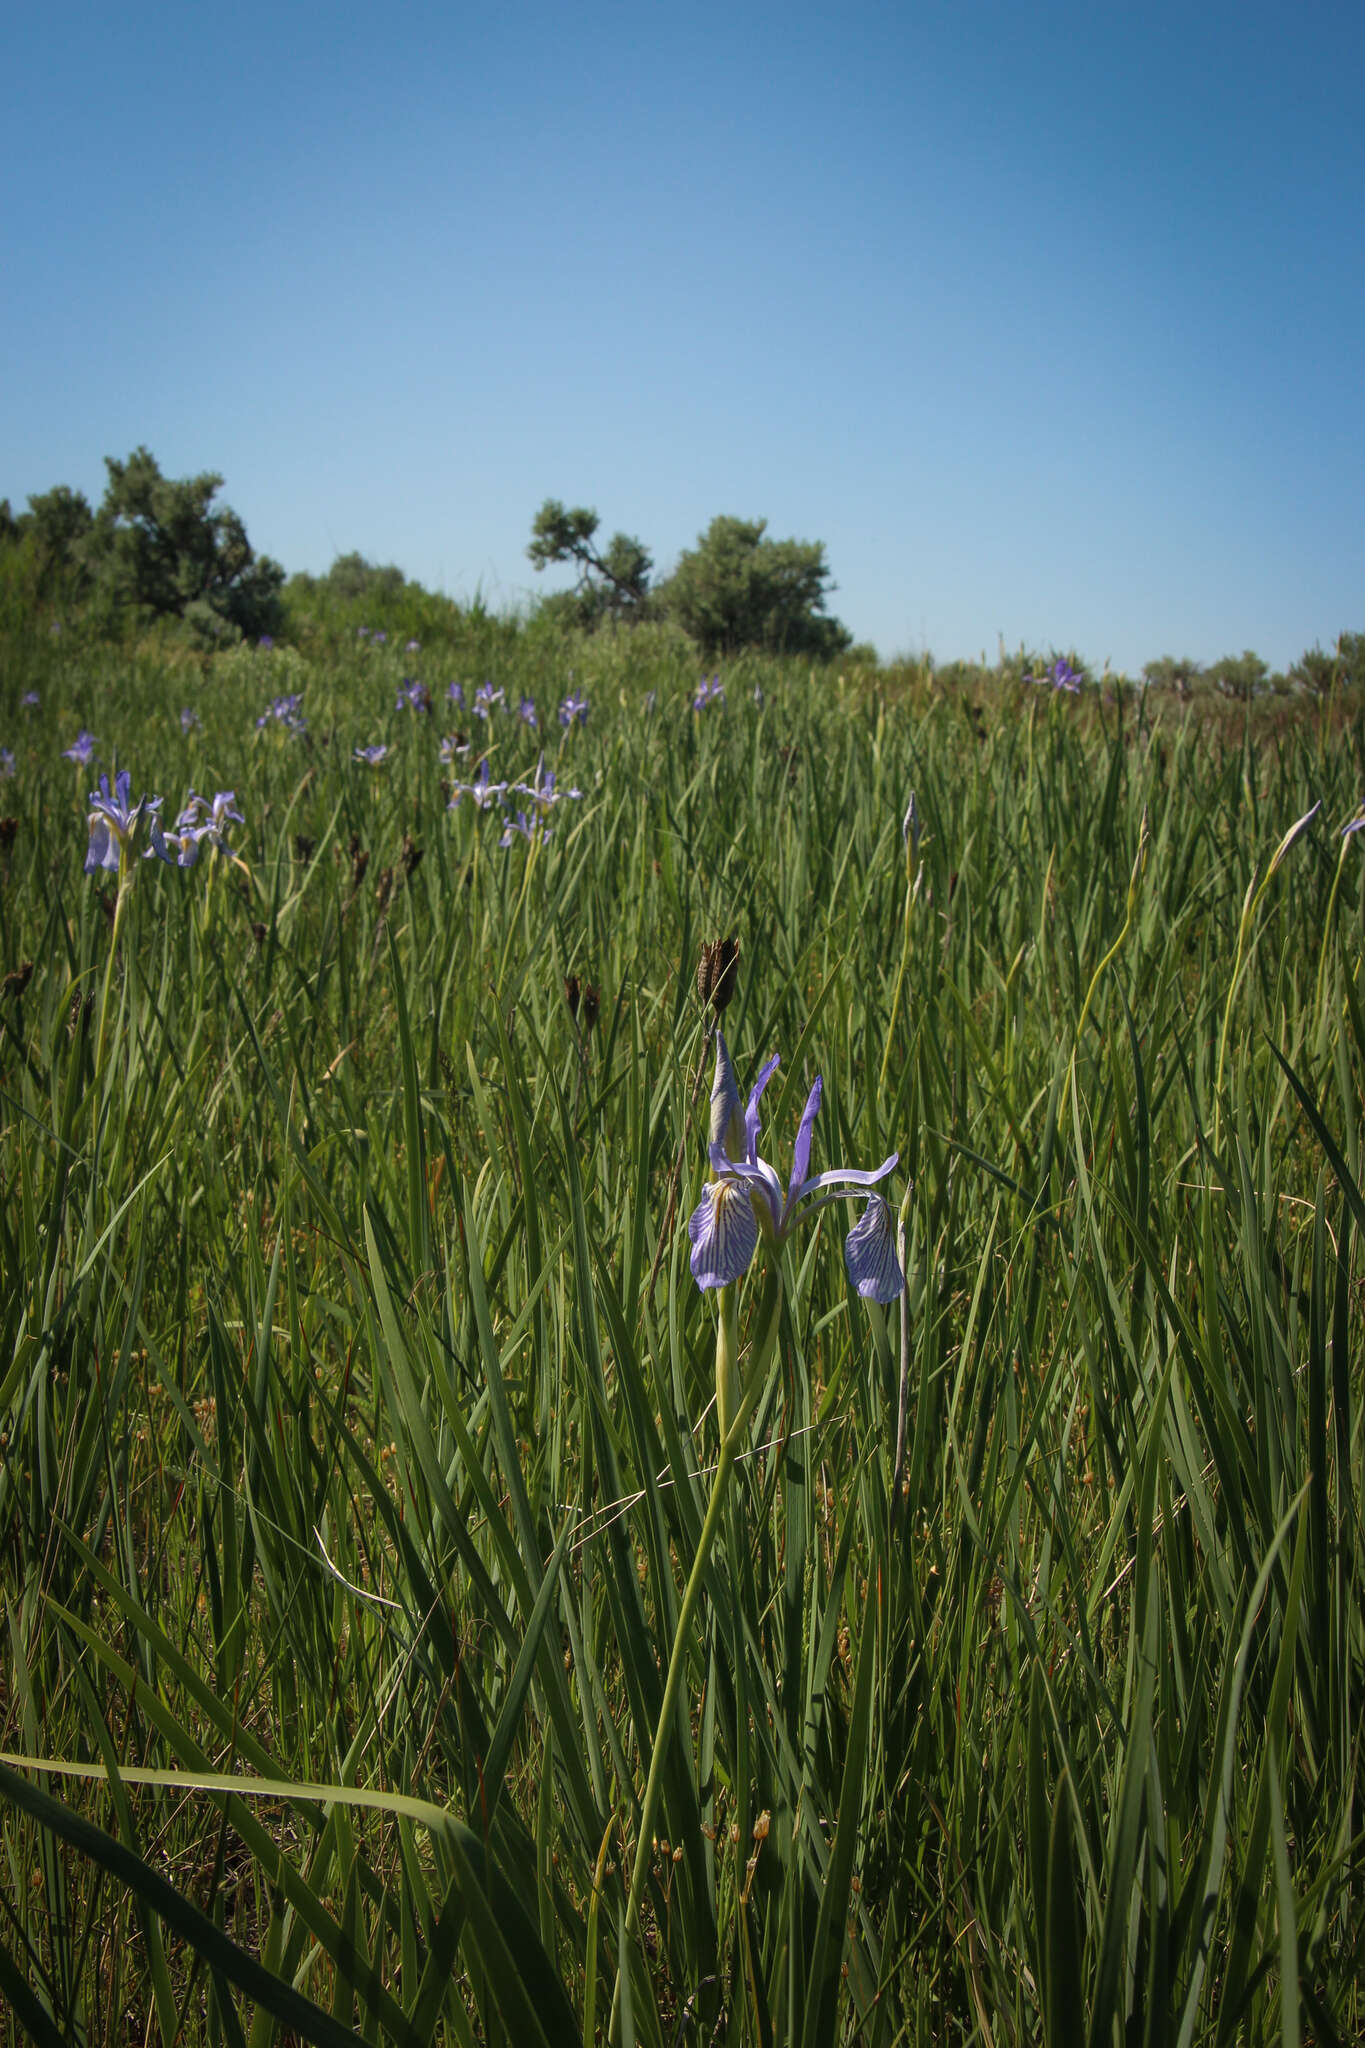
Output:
left=659, top=515, right=851, bottom=659
left=84, top=447, right=284, bottom=641
left=527, top=499, right=653, bottom=629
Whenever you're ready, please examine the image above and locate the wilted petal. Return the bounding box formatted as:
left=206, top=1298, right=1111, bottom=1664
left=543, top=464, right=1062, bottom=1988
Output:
left=688, top=1179, right=759, bottom=1289
left=844, top=1195, right=903, bottom=1302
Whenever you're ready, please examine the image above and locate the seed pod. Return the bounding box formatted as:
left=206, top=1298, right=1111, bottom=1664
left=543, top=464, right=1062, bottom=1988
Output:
left=696, top=936, right=739, bottom=1016
left=564, top=974, right=580, bottom=1018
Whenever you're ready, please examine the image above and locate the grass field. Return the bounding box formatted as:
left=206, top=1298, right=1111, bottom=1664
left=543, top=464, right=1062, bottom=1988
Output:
left=1, top=617, right=1363, bottom=2044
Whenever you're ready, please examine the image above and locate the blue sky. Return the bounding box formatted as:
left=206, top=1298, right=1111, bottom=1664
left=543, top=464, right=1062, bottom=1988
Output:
left=5, top=1, right=1363, bottom=673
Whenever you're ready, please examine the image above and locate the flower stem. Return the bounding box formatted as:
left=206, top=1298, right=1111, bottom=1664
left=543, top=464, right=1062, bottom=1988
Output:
left=613, top=1263, right=783, bottom=2029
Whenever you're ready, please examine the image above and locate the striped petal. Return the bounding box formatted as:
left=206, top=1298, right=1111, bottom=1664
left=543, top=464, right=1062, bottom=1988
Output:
left=688, top=1179, right=759, bottom=1290
left=843, top=1195, right=904, bottom=1303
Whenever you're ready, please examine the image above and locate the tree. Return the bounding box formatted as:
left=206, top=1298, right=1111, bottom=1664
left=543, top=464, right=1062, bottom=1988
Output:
left=84, top=447, right=284, bottom=640
left=527, top=499, right=652, bottom=629
left=659, top=516, right=851, bottom=659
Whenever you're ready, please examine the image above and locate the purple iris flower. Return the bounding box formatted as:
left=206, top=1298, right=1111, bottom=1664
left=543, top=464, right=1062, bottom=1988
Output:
left=180, top=707, right=201, bottom=735
left=687, top=1033, right=902, bottom=1300
left=693, top=673, right=726, bottom=711
left=449, top=760, right=507, bottom=810
left=519, top=694, right=538, bottom=729
left=1342, top=804, right=1365, bottom=838
left=372, top=630, right=388, bottom=645
left=0, top=747, right=15, bottom=779
left=1026, top=657, right=1082, bottom=693
left=355, top=743, right=390, bottom=766
left=256, top=694, right=307, bottom=735
left=396, top=679, right=431, bottom=714
left=22, top=692, right=39, bottom=710
left=258, top=634, right=274, bottom=651
left=85, top=770, right=170, bottom=873
left=447, top=682, right=465, bottom=706
left=406, top=639, right=421, bottom=652
left=499, top=809, right=550, bottom=848
left=514, top=757, right=581, bottom=813
left=63, top=731, right=97, bottom=766
left=169, top=790, right=244, bottom=866
left=474, top=681, right=504, bottom=719
left=440, top=731, right=470, bottom=765
left=559, top=691, right=589, bottom=729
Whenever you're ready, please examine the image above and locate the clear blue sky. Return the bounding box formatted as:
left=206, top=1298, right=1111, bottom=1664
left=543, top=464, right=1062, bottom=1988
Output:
left=5, top=1, right=1363, bottom=673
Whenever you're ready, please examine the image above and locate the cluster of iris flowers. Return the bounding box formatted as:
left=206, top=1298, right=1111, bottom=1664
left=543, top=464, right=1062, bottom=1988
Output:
left=84, top=771, right=245, bottom=875
left=256, top=693, right=307, bottom=736
left=447, top=754, right=582, bottom=846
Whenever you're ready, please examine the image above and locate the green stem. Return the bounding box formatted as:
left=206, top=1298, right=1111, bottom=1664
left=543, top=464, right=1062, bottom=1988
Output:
left=613, top=1263, right=783, bottom=2030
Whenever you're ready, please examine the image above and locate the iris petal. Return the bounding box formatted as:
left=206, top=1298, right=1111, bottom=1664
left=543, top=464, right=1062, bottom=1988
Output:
left=844, top=1195, right=904, bottom=1302
left=787, top=1077, right=822, bottom=1213
left=710, top=1031, right=743, bottom=1154
left=688, top=1180, right=759, bottom=1289
left=744, top=1054, right=781, bottom=1162
left=797, top=1152, right=899, bottom=1200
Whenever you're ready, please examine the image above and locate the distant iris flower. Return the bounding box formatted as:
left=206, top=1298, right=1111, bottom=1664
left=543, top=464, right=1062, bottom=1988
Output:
left=447, top=682, right=465, bottom=706
left=63, top=731, right=97, bottom=766
left=449, top=760, right=507, bottom=810
left=559, top=691, right=589, bottom=729
left=372, top=630, right=388, bottom=645
left=514, top=757, right=581, bottom=814
left=474, top=682, right=504, bottom=719
left=258, top=634, right=274, bottom=651
left=169, top=790, right=245, bottom=866
left=499, top=809, right=549, bottom=848
left=439, top=731, right=470, bottom=765
left=406, top=639, right=421, bottom=652
left=256, top=694, right=306, bottom=735
left=519, top=694, right=538, bottom=728
left=396, top=679, right=431, bottom=714
left=0, top=747, right=14, bottom=778
left=354, top=743, right=390, bottom=766
left=22, top=692, right=39, bottom=709
left=1027, top=657, right=1082, bottom=693
left=693, top=673, right=725, bottom=710
left=687, top=1033, right=903, bottom=1300
left=180, top=707, right=201, bottom=735
left=85, top=770, right=170, bottom=874
left=753, top=684, right=765, bottom=708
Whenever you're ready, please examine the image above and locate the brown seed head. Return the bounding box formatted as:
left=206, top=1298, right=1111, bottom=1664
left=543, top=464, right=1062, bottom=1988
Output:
left=3, top=959, right=34, bottom=1000
left=696, top=936, right=739, bottom=1016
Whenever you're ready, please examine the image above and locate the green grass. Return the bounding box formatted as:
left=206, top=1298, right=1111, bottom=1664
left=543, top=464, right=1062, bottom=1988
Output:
left=2, top=617, right=1364, bottom=2044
